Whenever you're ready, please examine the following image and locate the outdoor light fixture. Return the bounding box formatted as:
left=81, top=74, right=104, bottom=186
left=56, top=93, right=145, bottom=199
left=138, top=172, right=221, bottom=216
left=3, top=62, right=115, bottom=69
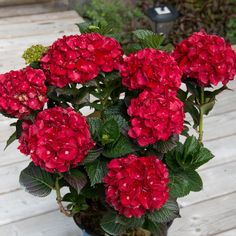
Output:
left=147, top=4, right=178, bottom=35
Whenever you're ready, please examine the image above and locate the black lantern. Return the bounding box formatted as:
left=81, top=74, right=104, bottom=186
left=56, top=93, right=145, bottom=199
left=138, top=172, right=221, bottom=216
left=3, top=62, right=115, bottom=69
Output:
left=147, top=4, right=178, bottom=35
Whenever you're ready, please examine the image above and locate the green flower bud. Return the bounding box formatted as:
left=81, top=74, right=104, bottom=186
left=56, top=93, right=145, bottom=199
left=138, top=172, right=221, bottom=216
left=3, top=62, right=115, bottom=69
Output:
left=22, top=44, right=48, bottom=65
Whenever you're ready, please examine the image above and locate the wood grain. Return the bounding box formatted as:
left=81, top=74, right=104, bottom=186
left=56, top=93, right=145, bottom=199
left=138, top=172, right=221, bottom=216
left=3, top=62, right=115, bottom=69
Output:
left=0, top=10, right=79, bottom=25
left=215, top=229, right=236, bottom=236
left=0, top=190, right=58, bottom=225
left=169, top=192, right=236, bottom=236
left=179, top=161, right=236, bottom=207
left=0, top=19, right=80, bottom=39
left=0, top=210, right=82, bottom=236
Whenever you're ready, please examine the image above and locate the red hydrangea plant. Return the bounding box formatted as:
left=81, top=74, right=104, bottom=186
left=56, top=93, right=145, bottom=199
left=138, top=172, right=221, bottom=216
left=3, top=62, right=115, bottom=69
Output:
left=120, top=48, right=182, bottom=93
left=0, top=66, right=47, bottom=118
left=128, top=90, right=184, bottom=146
left=1, top=26, right=236, bottom=236
left=18, top=107, right=95, bottom=172
left=172, top=31, right=236, bottom=87
left=40, top=33, right=123, bottom=88
left=104, top=154, right=169, bottom=218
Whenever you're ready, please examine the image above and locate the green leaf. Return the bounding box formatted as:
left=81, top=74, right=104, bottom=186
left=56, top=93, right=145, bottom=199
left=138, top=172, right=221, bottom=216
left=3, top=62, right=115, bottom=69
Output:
left=82, top=147, right=103, bottom=164
left=55, top=87, right=79, bottom=96
left=100, top=212, right=127, bottom=236
left=153, top=135, right=179, bottom=153
left=169, top=171, right=190, bottom=198
left=62, top=192, right=78, bottom=203
left=74, top=86, right=95, bottom=104
left=169, top=170, right=203, bottom=198
left=140, top=34, right=165, bottom=49
left=87, top=117, right=102, bottom=140
left=147, top=199, right=180, bottom=223
left=117, top=215, right=145, bottom=228
left=133, top=29, right=155, bottom=40
left=200, top=100, right=215, bottom=115
left=176, top=136, right=214, bottom=170
left=103, top=135, right=135, bottom=158
left=184, top=100, right=199, bottom=128
left=85, top=160, right=107, bottom=186
left=64, top=169, right=87, bottom=194
left=4, top=131, right=17, bottom=150
left=143, top=220, right=168, bottom=236
left=183, top=136, right=199, bottom=159
left=185, top=170, right=203, bottom=192
left=104, top=114, right=129, bottom=135
left=19, top=162, right=55, bottom=197
left=29, top=61, right=40, bottom=69
left=192, top=147, right=214, bottom=169
left=165, top=144, right=184, bottom=171
left=177, top=89, right=188, bottom=101
left=99, top=118, right=120, bottom=145
left=185, top=81, right=200, bottom=98
left=103, top=101, right=127, bottom=117
left=161, top=43, right=173, bottom=52
left=204, top=86, right=229, bottom=101
left=16, top=119, right=23, bottom=139
left=133, top=29, right=166, bottom=49
left=76, top=22, right=91, bottom=33
left=76, top=22, right=113, bottom=35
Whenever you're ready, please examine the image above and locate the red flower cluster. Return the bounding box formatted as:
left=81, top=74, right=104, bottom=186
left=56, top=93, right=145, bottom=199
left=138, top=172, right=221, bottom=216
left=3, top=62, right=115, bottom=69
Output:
left=172, top=31, right=236, bottom=86
left=104, top=154, right=169, bottom=218
left=120, top=48, right=182, bottom=93
left=0, top=67, right=47, bottom=118
left=128, top=90, right=184, bottom=146
left=18, top=107, right=95, bottom=172
left=41, top=33, right=123, bottom=88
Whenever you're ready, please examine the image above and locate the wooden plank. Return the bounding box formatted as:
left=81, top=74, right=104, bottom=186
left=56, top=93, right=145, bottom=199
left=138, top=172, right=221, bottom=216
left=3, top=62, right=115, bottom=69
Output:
left=203, top=134, right=236, bottom=170
left=210, top=89, right=236, bottom=116
left=203, top=110, right=236, bottom=141
left=0, top=19, right=81, bottom=39
left=0, top=0, right=50, bottom=6
left=0, top=210, right=82, bottom=236
left=215, top=229, right=236, bottom=236
left=0, top=2, right=68, bottom=18
left=185, top=110, right=236, bottom=142
left=0, top=161, right=29, bottom=194
left=178, top=161, right=236, bottom=207
left=0, top=141, right=27, bottom=167
left=169, top=192, right=236, bottom=236
left=0, top=10, right=79, bottom=25
left=0, top=190, right=59, bottom=225
left=0, top=119, right=16, bottom=143
left=0, top=31, right=80, bottom=52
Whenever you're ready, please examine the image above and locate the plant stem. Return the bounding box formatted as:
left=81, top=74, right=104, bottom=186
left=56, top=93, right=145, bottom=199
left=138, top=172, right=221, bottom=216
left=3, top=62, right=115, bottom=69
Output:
left=198, top=87, right=204, bottom=143
left=55, top=177, right=72, bottom=217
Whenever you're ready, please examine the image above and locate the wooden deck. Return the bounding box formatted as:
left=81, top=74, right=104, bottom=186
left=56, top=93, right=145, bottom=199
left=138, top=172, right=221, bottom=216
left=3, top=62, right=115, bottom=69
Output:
left=0, top=9, right=236, bottom=236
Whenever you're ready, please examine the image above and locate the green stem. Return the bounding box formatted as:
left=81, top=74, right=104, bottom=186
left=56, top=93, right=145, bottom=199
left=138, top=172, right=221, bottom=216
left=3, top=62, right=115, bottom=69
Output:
left=55, top=177, right=72, bottom=217
left=198, top=87, right=204, bottom=143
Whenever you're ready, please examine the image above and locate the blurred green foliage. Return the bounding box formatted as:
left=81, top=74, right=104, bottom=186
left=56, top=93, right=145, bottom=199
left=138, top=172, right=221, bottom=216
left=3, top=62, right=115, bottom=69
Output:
left=139, top=0, right=236, bottom=44
left=76, top=0, right=236, bottom=44
left=76, top=0, right=147, bottom=33
left=226, top=0, right=236, bottom=44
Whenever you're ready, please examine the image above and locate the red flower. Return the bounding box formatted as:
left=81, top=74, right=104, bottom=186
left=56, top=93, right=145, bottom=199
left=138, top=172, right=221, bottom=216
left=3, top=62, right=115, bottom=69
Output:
left=128, top=90, right=184, bottom=146
left=172, top=31, right=236, bottom=86
left=103, top=154, right=169, bottom=218
left=120, top=48, right=182, bottom=93
left=0, top=67, right=47, bottom=118
left=40, top=33, right=123, bottom=88
left=18, top=107, right=95, bottom=172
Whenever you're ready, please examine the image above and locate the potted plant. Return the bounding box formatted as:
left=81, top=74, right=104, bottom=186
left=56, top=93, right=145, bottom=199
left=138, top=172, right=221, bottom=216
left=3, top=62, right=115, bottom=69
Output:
left=0, top=24, right=235, bottom=236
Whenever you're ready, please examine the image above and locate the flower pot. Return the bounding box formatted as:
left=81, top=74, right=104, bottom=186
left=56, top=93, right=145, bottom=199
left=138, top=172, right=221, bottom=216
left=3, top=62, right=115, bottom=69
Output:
left=73, top=213, right=173, bottom=236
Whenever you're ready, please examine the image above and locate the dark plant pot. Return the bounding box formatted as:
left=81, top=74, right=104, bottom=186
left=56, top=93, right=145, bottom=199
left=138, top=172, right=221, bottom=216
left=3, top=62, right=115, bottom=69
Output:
left=73, top=213, right=173, bottom=236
